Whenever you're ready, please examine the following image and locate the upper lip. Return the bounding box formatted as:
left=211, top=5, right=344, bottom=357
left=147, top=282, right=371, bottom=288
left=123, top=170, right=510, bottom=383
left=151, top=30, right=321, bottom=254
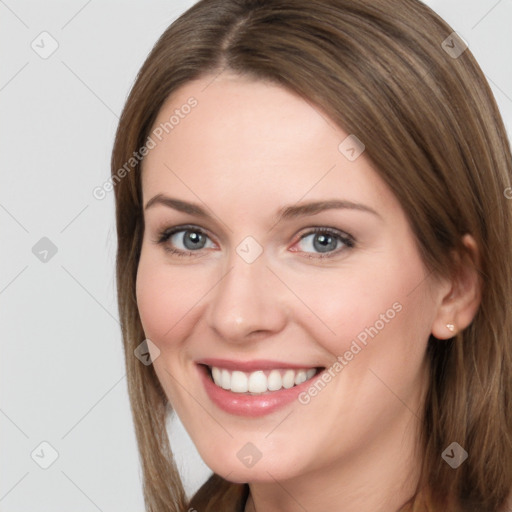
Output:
left=196, top=358, right=322, bottom=372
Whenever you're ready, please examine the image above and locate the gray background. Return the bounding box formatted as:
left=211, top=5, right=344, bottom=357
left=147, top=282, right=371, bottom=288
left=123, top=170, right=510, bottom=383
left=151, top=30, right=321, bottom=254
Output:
left=1, top=1, right=511, bottom=510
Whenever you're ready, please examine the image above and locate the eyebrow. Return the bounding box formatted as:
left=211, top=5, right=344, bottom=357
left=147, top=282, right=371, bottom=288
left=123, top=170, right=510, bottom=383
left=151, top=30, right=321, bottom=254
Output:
left=144, top=194, right=381, bottom=221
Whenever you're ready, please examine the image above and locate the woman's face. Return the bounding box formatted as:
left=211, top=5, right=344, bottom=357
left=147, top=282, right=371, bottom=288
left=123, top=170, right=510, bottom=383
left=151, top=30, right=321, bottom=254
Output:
left=136, top=74, right=447, bottom=483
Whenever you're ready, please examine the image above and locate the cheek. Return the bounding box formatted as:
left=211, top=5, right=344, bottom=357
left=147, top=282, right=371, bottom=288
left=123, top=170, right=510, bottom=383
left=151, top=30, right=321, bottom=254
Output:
left=296, top=246, right=432, bottom=361
left=135, top=251, right=203, bottom=346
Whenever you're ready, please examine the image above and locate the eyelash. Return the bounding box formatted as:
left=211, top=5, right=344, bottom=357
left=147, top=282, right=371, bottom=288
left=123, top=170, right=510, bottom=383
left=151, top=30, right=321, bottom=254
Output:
left=154, top=224, right=355, bottom=259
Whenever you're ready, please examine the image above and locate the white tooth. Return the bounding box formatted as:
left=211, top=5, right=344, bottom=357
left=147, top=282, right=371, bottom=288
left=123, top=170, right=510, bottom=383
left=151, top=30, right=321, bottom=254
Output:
left=231, top=371, right=248, bottom=393
left=221, top=369, right=231, bottom=390
left=213, top=367, right=317, bottom=392
left=211, top=367, right=222, bottom=386
left=294, top=370, right=307, bottom=385
left=267, top=369, right=283, bottom=391
left=248, top=371, right=267, bottom=393
left=306, top=368, right=316, bottom=380
left=282, top=369, right=295, bottom=389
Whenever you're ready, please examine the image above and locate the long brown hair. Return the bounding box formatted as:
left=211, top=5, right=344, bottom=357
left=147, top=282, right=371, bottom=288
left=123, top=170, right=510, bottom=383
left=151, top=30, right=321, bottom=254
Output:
left=111, top=1, right=512, bottom=510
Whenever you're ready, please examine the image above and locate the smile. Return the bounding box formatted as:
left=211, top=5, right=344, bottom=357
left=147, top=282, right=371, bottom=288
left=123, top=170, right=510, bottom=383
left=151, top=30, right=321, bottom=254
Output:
left=196, top=359, right=325, bottom=417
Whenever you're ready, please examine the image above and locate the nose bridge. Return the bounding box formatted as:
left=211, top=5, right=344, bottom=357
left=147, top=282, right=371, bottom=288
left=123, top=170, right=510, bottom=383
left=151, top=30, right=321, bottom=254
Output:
left=206, top=243, right=287, bottom=342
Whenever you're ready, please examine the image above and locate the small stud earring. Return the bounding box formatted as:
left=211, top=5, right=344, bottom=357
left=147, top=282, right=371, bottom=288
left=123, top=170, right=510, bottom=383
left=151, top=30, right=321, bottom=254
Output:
left=446, top=323, right=455, bottom=333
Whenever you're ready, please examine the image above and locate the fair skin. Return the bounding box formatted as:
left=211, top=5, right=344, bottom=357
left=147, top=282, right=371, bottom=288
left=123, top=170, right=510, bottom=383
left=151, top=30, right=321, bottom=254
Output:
left=136, top=74, right=481, bottom=512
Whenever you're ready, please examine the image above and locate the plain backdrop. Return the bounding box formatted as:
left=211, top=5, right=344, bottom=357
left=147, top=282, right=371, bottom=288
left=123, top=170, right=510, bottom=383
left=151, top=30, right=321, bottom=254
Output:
left=1, top=1, right=511, bottom=510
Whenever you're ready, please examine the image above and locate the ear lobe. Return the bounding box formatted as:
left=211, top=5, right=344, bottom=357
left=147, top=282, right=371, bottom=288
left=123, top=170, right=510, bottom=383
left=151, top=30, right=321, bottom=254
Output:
left=430, top=234, right=482, bottom=340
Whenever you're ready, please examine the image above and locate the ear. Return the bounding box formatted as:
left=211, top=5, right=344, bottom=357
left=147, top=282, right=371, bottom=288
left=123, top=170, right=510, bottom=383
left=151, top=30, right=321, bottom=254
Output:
left=430, top=234, right=483, bottom=340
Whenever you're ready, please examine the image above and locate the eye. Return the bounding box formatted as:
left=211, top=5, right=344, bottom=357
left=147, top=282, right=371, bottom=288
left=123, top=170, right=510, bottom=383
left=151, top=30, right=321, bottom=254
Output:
left=292, top=227, right=355, bottom=258
left=155, top=225, right=215, bottom=256
left=154, top=224, right=355, bottom=259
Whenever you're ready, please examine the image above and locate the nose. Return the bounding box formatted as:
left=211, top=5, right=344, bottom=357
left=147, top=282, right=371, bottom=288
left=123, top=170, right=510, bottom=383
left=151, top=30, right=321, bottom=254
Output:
left=205, top=250, right=288, bottom=344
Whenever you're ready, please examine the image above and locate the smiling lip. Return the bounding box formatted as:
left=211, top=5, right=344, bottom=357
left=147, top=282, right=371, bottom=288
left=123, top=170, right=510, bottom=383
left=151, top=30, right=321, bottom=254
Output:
left=196, top=358, right=322, bottom=417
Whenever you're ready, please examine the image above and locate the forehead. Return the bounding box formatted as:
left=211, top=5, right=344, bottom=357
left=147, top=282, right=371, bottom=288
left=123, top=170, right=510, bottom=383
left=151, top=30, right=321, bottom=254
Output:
left=140, top=74, right=398, bottom=218
left=145, top=74, right=337, bottom=166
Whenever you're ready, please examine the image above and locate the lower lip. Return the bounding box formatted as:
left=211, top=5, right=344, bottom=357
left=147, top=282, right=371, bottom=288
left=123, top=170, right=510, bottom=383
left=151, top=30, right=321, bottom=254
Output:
left=198, top=365, right=319, bottom=417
